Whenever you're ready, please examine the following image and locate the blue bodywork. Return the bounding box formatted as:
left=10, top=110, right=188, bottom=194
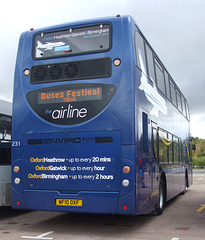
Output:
left=12, top=15, right=192, bottom=215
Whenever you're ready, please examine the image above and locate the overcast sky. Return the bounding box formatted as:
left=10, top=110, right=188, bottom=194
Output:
left=0, top=0, right=205, bottom=138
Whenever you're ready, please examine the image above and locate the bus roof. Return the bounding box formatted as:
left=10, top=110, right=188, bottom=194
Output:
left=24, top=15, right=135, bottom=36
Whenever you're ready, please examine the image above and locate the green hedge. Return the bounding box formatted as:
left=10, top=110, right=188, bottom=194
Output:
left=192, top=157, right=205, bottom=167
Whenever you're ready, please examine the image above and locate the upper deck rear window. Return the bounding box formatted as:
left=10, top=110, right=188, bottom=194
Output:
left=33, top=24, right=111, bottom=59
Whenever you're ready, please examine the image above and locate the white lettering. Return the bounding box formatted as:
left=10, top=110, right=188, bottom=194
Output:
left=50, top=165, right=67, bottom=171
left=42, top=174, right=68, bottom=180
left=94, top=165, right=105, bottom=171
left=44, top=157, right=65, bottom=162
left=52, top=104, right=87, bottom=119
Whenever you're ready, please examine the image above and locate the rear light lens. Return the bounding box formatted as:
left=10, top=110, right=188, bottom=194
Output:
left=24, top=69, right=30, bottom=76
left=14, top=178, right=20, bottom=184
left=123, top=166, right=130, bottom=173
left=122, top=179, right=129, bottom=187
left=113, top=58, right=121, bottom=66
left=14, top=166, right=20, bottom=173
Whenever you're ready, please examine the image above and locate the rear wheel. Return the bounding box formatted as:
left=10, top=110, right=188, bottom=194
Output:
left=156, top=179, right=165, bottom=215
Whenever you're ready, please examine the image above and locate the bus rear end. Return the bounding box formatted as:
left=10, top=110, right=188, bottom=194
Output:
left=12, top=16, right=137, bottom=214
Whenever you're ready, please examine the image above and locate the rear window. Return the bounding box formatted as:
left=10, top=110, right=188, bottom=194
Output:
left=33, top=23, right=111, bottom=59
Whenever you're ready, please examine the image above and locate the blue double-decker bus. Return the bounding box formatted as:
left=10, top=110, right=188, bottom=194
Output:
left=12, top=15, right=192, bottom=215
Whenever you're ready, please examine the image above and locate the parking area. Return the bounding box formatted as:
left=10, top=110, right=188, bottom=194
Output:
left=0, top=173, right=205, bottom=240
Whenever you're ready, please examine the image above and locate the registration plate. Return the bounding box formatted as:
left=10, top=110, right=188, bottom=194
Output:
left=56, top=199, right=82, bottom=207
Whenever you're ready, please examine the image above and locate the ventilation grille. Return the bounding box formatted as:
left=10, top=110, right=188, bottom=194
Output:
left=30, top=58, right=111, bottom=84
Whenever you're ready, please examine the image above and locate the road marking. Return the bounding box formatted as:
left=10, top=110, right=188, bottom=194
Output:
left=197, top=204, right=205, bottom=213
left=196, top=177, right=204, bottom=181
left=171, top=238, right=179, bottom=240
left=21, top=231, right=54, bottom=239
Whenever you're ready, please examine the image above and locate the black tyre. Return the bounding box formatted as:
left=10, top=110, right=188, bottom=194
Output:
left=156, top=179, right=165, bottom=215
left=180, top=176, right=187, bottom=195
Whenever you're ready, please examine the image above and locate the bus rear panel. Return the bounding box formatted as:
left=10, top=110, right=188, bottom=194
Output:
left=12, top=16, right=137, bottom=215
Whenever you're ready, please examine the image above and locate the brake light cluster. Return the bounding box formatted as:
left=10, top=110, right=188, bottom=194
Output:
left=13, top=165, right=21, bottom=205
left=122, top=165, right=130, bottom=187
left=122, top=165, right=131, bottom=211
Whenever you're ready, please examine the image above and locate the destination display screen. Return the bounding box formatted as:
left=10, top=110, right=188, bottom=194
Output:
left=26, top=84, right=116, bottom=125
left=38, top=87, right=102, bottom=104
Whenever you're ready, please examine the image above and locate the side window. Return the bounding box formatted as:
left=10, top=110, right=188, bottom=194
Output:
left=176, top=89, right=182, bottom=113
left=152, top=128, right=158, bottom=161
left=170, top=80, right=177, bottom=107
left=181, top=95, right=187, bottom=117
left=186, top=101, right=190, bottom=121
left=164, top=71, right=171, bottom=101
left=168, top=133, right=173, bottom=163
left=142, top=112, right=149, bottom=153
left=145, top=43, right=156, bottom=84
left=158, top=129, right=168, bottom=163
left=155, top=59, right=166, bottom=95
left=173, top=136, right=179, bottom=163
left=135, top=31, right=147, bottom=75
left=179, top=139, right=182, bottom=163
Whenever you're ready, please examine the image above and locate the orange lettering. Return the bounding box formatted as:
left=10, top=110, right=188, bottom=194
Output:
left=41, top=93, right=46, bottom=99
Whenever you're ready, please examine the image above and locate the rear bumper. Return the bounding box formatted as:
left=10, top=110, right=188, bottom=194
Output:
left=13, top=189, right=119, bottom=214
left=12, top=187, right=137, bottom=215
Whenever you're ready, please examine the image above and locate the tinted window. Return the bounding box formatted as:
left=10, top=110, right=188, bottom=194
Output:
left=173, top=136, right=179, bottom=163
left=179, top=139, right=182, bottom=162
left=168, top=133, right=173, bottom=163
left=152, top=128, right=158, bottom=161
left=34, top=24, right=111, bottom=59
left=170, top=80, right=177, bottom=107
left=135, top=31, right=147, bottom=75
left=159, top=129, right=168, bottom=163
left=186, top=101, right=190, bottom=121
left=155, top=59, right=166, bottom=95
left=164, top=71, right=171, bottom=100
left=145, top=44, right=156, bottom=84
left=143, top=112, right=149, bottom=153
left=181, top=95, right=187, bottom=117
left=176, top=89, right=182, bottom=112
